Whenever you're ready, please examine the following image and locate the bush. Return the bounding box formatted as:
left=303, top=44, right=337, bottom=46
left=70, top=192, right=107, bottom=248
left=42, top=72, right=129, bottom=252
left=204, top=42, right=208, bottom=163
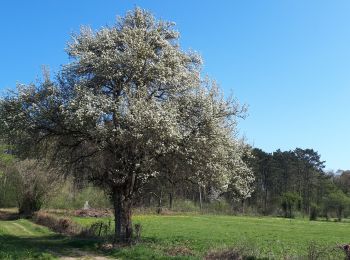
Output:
left=32, top=212, right=81, bottom=235
left=0, top=167, right=20, bottom=208
left=14, top=160, right=61, bottom=216
left=305, top=241, right=345, bottom=260
left=0, top=147, right=21, bottom=208
left=203, top=199, right=233, bottom=215
left=79, top=220, right=112, bottom=238
left=172, top=199, right=199, bottom=212
left=309, top=203, right=320, bottom=221
left=323, top=191, right=350, bottom=221
left=281, top=192, right=301, bottom=218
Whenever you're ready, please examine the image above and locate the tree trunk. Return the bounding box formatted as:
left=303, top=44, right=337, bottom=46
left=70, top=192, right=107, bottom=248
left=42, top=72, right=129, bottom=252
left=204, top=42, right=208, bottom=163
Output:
left=148, top=194, right=152, bottom=207
left=199, top=185, right=203, bottom=210
left=113, top=192, right=121, bottom=243
left=157, top=190, right=163, bottom=214
left=113, top=189, right=133, bottom=243
left=2, top=175, right=7, bottom=204
left=288, top=204, right=292, bottom=218
left=264, top=188, right=268, bottom=215
left=18, top=195, right=41, bottom=217
left=337, top=208, right=343, bottom=222
left=169, top=192, right=173, bottom=210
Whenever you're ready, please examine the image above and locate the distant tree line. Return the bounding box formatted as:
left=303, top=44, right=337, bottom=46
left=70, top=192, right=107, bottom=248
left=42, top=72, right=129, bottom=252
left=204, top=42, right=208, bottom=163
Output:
left=242, top=148, right=350, bottom=220
left=1, top=140, right=349, bottom=222
left=125, top=147, right=350, bottom=222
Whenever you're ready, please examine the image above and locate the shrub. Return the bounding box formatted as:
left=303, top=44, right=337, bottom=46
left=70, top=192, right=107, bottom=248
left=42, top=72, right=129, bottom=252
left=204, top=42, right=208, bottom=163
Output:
left=203, top=199, right=233, bottom=215
left=134, top=223, right=142, bottom=242
left=32, top=212, right=81, bottom=235
left=305, top=242, right=345, bottom=260
left=323, top=191, right=350, bottom=221
left=14, top=160, right=61, bottom=216
left=172, top=199, right=199, bottom=212
left=281, top=192, right=301, bottom=218
left=309, top=203, right=320, bottom=221
left=79, top=220, right=112, bottom=238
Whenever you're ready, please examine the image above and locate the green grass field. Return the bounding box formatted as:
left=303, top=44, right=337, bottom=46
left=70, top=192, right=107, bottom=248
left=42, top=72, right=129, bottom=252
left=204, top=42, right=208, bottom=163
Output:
left=0, top=218, right=103, bottom=260
left=0, top=218, right=58, bottom=259
left=0, top=213, right=348, bottom=259
left=75, top=214, right=348, bottom=259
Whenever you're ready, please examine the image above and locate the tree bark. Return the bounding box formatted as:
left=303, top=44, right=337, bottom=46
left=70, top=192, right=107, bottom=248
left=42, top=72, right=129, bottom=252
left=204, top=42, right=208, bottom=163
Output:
left=157, top=190, right=163, bottom=214
left=113, top=189, right=133, bottom=243
left=19, top=195, right=41, bottom=217
left=169, top=192, right=173, bottom=209
left=113, top=191, right=121, bottom=243
left=264, top=188, right=268, bottom=215
left=337, top=208, right=343, bottom=222
left=199, top=185, right=203, bottom=210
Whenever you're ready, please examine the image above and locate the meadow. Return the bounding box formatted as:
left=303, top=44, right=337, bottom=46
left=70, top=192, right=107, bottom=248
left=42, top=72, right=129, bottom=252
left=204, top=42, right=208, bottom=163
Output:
left=74, top=215, right=349, bottom=259
left=0, top=217, right=102, bottom=260
left=0, top=211, right=348, bottom=259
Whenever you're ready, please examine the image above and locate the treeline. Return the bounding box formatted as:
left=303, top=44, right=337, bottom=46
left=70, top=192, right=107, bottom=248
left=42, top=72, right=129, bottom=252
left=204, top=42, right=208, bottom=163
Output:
left=127, top=147, right=350, bottom=221
left=246, top=148, right=350, bottom=220
left=1, top=143, right=349, bottom=221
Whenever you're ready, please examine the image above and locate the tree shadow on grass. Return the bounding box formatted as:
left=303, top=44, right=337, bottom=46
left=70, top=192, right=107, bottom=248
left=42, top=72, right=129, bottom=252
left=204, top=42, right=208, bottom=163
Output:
left=0, top=234, right=185, bottom=260
left=0, top=234, right=107, bottom=259
left=0, top=210, right=180, bottom=259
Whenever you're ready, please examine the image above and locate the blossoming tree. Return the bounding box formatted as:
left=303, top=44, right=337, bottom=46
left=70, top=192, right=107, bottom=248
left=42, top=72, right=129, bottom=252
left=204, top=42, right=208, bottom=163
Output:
left=0, top=8, right=254, bottom=243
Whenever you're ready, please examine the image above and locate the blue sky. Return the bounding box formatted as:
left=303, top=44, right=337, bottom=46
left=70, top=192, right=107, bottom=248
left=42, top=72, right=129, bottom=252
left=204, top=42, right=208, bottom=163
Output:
left=1, top=1, right=349, bottom=170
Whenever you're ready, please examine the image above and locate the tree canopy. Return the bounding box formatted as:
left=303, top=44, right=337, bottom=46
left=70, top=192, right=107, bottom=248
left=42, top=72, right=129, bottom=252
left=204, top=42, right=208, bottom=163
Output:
left=0, top=8, right=253, bottom=242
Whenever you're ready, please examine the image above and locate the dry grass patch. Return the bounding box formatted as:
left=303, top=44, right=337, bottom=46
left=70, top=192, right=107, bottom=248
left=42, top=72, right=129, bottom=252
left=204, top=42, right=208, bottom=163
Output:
left=205, top=249, right=244, bottom=260
left=165, top=245, right=194, bottom=257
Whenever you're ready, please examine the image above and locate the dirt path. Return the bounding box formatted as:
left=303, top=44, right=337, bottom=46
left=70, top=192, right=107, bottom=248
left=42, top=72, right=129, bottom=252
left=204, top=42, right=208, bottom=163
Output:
left=0, top=214, right=113, bottom=260
left=12, top=222, right=35, bottom=236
